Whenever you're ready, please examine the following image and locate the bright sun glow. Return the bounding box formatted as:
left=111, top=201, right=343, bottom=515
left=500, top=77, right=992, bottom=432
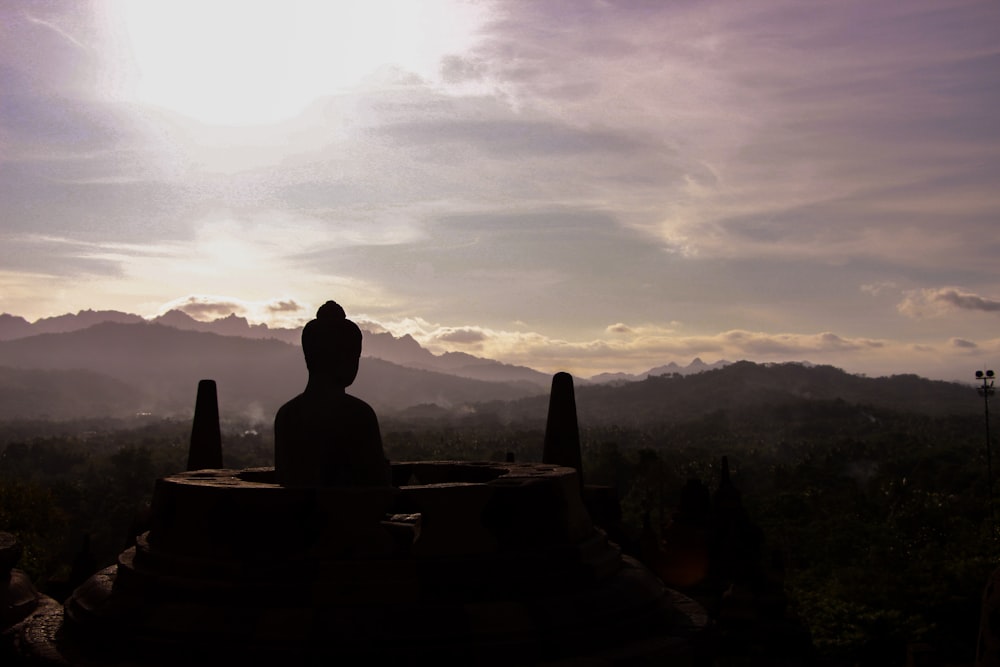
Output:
left=103, top=0, right=487, bottom=126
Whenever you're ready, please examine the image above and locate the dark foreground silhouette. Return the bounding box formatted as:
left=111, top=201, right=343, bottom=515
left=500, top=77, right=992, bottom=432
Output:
left=274, top=300, right=389, bottom=486
left=2, top=338, right=712, bottom=664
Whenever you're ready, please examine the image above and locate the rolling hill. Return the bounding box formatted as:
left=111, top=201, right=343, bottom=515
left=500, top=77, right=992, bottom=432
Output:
left=0, top=312, right=980, bottom=427
left=483, top=360, right=979, bottom=427
left=0, top=309, right=551, bottom=389
left=0, top=323, right=544, bottom=419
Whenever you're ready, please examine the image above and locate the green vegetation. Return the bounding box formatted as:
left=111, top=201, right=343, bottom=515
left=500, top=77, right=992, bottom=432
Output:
left=0, top=385, right=995, bottom=665
left=0, top=418, right=271, bottom=584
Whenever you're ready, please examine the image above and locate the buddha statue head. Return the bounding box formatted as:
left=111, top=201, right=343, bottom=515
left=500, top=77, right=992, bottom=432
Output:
left=301, top=300, right=363, bottom=388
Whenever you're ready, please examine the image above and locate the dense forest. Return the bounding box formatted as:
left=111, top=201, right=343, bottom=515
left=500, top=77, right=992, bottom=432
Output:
left=1, top=366, right=996, bottom=665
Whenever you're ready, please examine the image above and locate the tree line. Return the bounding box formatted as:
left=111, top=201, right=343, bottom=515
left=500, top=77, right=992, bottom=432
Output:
left=0, top=398, right=995, bottom=665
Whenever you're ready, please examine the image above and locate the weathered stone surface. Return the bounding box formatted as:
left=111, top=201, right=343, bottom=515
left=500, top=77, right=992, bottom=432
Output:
left=401, top=482, right=497, bottom=557
left=2, top=569, right=42, bottom=630
left=147, top=469, right=397, bottom=560
left=1, top=533, right=63, bottom=664
left=19, top=463, right=708, bottom=665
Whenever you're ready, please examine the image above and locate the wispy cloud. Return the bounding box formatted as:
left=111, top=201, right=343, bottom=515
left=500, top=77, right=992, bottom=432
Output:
left=360, top=316, right=956, bottom=378
left=434, top=328, right=488, bottom=345
left=156, top=295, right=308, bottom=326
left=899, top=287, right=1000, bottom=318
left=861, top=282, right=897, bottom=297
left=268, top=300, right=304, bottom=314
left=2, top=1, right=999, bottom=382
left=463, top=1, right=1000, bottom=269
left=159, top=296, right=245, bottom=320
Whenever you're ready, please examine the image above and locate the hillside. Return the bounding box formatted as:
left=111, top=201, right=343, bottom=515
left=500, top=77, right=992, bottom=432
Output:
left=0, top=367, right=144, bottom=420
left=480, top=361, right=979, bottom=427
left=0, top=323, right=543, bottom=419
left=589, top=357, right=731, bottom=383
left=0, top=309, right=550, bottom=389
left=0, top=318, right=980, bottom=426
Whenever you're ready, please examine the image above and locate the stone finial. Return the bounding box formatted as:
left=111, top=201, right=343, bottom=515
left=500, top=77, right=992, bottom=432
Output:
left=187, top=379, right=222, bottom=471
left=543, top=372, right=583, bottom=479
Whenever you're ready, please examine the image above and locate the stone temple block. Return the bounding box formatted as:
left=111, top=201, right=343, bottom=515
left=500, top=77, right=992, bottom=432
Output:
left=15, top=462, right=708, bottom=665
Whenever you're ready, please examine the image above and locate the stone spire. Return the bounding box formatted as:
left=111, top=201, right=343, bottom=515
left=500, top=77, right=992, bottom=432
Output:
left=543, top=372, right=583, bottom=479
left=187, top=379, right=222, bottom=470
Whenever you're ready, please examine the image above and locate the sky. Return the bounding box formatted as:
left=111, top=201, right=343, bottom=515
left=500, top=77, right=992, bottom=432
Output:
left=1, top=0, right=999, bottom=381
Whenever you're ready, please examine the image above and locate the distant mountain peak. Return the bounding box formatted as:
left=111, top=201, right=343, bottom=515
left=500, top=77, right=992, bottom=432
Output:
left=153, top=309, right=199, bottom=325
left=149, top=309, right=301, bottom=344
left=0, top=308, right=741, bottom=393
left=0, top=309, right=143, bottom=340
left=0, top=313, right=32, bottom=341
left=589, top=358, right=732, bottom=384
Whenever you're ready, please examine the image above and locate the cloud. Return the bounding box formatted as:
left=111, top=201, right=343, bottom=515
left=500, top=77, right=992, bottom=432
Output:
left=169, top=296, right=244, bottom=320
left=23, top=13, right=89, bottom=51
left=365, top=315, right=909, bottom=377
left=861, top=282, right=897, bottom=297
left=156, top=294, right=317, bottom=327
left=898, top=287, right=1000, bottom=318
left=3, top=0, right=1000, bottom=387
left=951, top=338, right=977, bottom=349
left=0, top=234, right=125, bottom=278
left=934, top=289, right=1000, bottom=313
left=381, top=119, right=645, bottom=158
left=0, top=162, right=199, bottom=241
left=720, top=330, right=883, bottom=355
left=464, top=1, right=1000, bottom=268
left=434, top=328, right=488, bottom=345
left=0, top=4, right=101, bottom=97
left=439, top=54, right=489, bottom=85
left=268, top=300, right=303, bottom=313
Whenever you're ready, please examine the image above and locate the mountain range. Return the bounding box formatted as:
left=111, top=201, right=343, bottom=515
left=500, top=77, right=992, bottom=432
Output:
left=0, top=321, right=545, bottom=420
left=0, top=310, right=977, bottom=424
left=588, top=357, right=731, bottom=383
left=0, top=309, right=719, bottom=387
left=489, top=359, right=979, bottom=426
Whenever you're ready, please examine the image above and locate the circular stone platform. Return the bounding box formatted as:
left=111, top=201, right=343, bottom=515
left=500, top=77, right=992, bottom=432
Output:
left=18, top=462, right=708, bottom=666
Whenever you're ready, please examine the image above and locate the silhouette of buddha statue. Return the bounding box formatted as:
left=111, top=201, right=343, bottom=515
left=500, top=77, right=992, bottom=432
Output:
left=274, top=301, right=389, bottom=487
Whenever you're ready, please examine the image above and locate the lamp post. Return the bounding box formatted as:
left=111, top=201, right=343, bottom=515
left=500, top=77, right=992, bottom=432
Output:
left=977, top=369, right=995, bottom=530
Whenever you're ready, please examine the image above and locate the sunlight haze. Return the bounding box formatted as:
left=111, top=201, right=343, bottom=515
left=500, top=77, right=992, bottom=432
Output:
left=2, top=0, right=999, bottom=380
left=103, top=0, right=488, bottom=125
